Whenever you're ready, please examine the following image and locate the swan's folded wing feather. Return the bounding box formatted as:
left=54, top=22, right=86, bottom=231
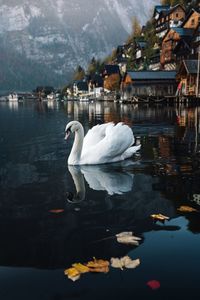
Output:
left=81, top=123, right=135, bottom=164
left=82, top=122, right=114, bottom=154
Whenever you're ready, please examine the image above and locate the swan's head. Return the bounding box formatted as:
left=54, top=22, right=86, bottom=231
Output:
left=65, top=121, right=82, bottom=140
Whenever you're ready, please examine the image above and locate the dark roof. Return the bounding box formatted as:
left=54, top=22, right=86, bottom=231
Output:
left=127, top=71, right=176, bottom=80
left=75, top=81, right=88, bottom=91
left=153, top=5, right=170, bottom=16
left=183, top=60, right=198, bottom=74
left=90, top=74, right=103, bottom=87
left=164, top=28, right=194, bottom=41
left=167, top=4, right=185, bottom=15
left=158, top=4, right=185, bottom=19
left=173, top=37, right=192, bottom=54
left=172, top=28, right=194, bottom=37
left=136, top=41, right=147, bottom=49
left=104, top=65, right=120, bottom=75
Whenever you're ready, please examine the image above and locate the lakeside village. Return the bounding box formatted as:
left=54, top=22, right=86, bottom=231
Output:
left=3, top=1, right=200, bottom=104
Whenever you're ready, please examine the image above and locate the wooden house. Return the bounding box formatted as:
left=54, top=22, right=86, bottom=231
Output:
left=176, top=60, right=200, bottom=97
left=121, top=71, right=177, bottom=98
left=160, top=28, right=194, bottom=70
left=182, top=9, right=200, bottom=58
left=182, top=9, right=200, bottom=30
left=154, top=4, right=186, bottom=39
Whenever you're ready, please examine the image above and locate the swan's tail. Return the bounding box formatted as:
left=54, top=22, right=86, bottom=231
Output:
left=123, top=144, right=141, bottom=160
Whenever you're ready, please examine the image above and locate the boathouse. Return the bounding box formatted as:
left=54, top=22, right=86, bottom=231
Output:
left=122, top=70, right=177, bottom=98
left=176, top=60, right=200, bottom=97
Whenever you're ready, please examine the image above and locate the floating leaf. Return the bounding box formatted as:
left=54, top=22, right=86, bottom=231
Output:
left=122, top=257, right=140, bottom=269
left=88, top=266, right=109, bottom=273
left=111, top=256, right=140, bottom=270
left=72, top=263, right=90, bottom=274
left=177, top=206, right=198, bottom=213
left=116, top=232, right=141, bottom=245
left=64, top=267, right=80, bottom=281
left=147, top=280, right=161, bottom=290
left=151, top=214, right=169, bottom=221
left=110, top=258, right=124, bottom=270
left=116, top=232, right=133, bottom=238
left=49, top=209, right=64, bottom=214
left=86, top=258, right=109, bottom=273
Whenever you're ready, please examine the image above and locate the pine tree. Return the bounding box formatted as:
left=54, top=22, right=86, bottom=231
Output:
left=73, top=65, right=85, bottom=81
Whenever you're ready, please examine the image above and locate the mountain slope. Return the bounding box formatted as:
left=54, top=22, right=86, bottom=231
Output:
left=0, top=0, right=158, bottom=90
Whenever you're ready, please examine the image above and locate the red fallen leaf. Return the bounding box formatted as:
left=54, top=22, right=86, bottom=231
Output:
left=49, top=209, right=64, bottom=214
left=147, top=280, right=160, bottom=290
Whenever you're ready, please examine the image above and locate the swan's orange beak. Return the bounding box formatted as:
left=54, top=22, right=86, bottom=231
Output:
left=64, top=130, right=70, bottom=140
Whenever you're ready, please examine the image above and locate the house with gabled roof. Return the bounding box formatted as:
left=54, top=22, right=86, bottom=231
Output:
left=73, top=80, right=88, bottom=97
left=160, top=27, right=194, bottom=70
left=121, top=70, right=177, bottom=98
left=154, top=4, right=186, bottom=39
left=182, top=8, right=200, bottom=30
left=176, top=60, right=200, bottom=97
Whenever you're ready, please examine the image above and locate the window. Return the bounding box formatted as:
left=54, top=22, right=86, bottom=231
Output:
left=176, top=13, right=179, bottom=18
left=191, top=19, right=195, bottom=26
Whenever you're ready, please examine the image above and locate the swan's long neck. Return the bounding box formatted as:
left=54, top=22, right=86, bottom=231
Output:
left=68, top=166, right=85, bottom=202
left=68, top=125, right=84, bottom=165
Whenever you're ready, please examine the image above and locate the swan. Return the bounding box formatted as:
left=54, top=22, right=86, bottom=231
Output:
left=65, top=120, right=141, bottom=165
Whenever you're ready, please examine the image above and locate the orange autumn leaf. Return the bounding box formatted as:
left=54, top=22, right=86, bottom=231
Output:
left=151, top=213, right=169, bottom=221
left=86, top=258, right=109, bottom=268
left=177, top=206, right=198, bottom=213
left=88, top=266, right=109, bottom=273
left=49, top=209, right=64, bottom=214
left=86, top=258, right=110, bottom=273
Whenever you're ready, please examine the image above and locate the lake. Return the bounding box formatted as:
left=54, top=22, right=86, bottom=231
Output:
left=0, top=100, right=200, bottom=300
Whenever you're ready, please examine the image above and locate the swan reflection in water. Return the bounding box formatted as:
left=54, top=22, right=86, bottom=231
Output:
left=67, top=163, right=134, bottom=203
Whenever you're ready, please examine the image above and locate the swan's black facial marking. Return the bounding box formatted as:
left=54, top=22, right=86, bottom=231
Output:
left=66, top=127, right=71, bottom=134
left=65, top=126, right=71, bottom=140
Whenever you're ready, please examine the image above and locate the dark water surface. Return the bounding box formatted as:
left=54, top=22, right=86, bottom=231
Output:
left=0, top=100, right=200, bottom=300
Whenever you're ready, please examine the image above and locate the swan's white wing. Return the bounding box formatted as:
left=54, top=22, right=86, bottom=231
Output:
left=81, top=123, right=135, bottom=164
left=82, top=122, right=114, bottom=153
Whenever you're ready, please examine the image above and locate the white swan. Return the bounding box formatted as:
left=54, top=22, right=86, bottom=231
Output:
left=65, top=120, right=141, bottom=165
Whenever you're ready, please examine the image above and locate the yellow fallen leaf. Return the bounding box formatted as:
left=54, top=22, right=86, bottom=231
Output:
left=72, top=263, right=90, bottom=274
left=64, top=267, right=80, bottom=281
left=151, top=213, right=169, bottom=221
left=177, top=206, right=198, bottom=213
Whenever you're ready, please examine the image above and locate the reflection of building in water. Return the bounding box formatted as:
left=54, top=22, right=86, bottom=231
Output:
left=175, top=106, right=200, bottom=154
left=158, top=136, right=172, bottom=158
left=8, top=101, right=19, bottom=111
